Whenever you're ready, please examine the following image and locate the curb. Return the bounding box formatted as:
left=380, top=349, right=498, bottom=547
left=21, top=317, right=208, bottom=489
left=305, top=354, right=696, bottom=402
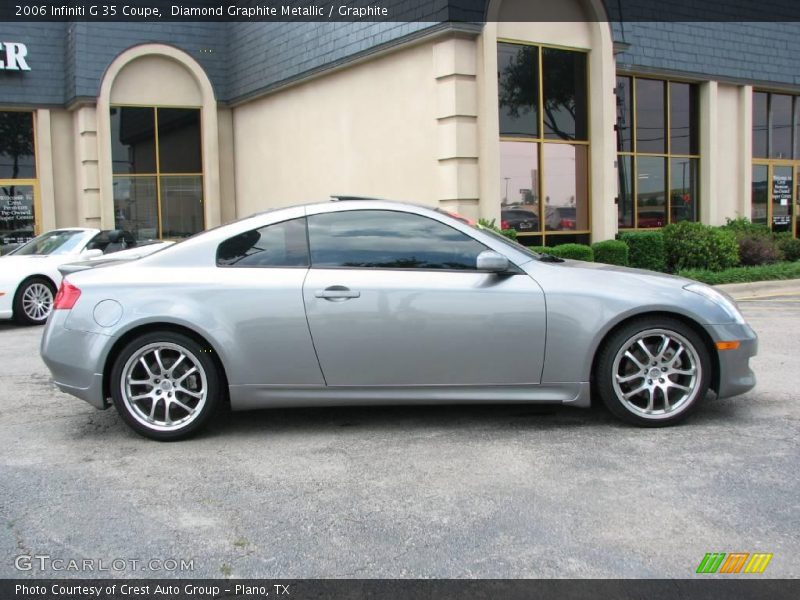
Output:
left=714, top=278, right=800, bottom=300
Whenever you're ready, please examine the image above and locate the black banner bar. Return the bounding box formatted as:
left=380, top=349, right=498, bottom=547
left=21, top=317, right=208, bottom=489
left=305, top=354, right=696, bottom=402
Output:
left=2, top=579, right=800, bottom=600
left=2, top=0, right=800, bottom=22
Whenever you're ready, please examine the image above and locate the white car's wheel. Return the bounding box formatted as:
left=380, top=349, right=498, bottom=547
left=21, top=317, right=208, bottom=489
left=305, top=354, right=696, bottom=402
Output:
left=110, top=331, right=222, bottom=441
left=13, top=277, right=55, bottom=325
left=596, top=317, right=711, bottom=426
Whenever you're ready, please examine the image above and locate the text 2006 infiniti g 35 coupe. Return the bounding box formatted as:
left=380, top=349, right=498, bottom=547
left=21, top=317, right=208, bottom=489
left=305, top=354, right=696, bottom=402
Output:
left=41, top=199, right=757, bottom=440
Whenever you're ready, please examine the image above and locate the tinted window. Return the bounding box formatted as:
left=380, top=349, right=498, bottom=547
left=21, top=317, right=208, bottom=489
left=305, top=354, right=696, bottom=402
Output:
left=217, top=218, right=309, bottom=267
left=498, top=43, right=538, bottom=137
left=542, top=48, right=587, bottom=141
left=636, top=79, right=666, bottom=154
left=307, top=210, right=487, bottom=270
left=0, top=111, right=36, bottom=179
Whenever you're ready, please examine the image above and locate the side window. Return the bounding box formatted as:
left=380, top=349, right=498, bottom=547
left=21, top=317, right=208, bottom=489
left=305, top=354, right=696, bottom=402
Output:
left=216, top=217, right=309, bottom=267
left=307, top=210, right=487, bottom=270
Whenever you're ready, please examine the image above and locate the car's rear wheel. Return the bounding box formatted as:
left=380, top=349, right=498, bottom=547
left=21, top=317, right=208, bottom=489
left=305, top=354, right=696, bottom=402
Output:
left=596, top=317, right=711, bottom=426
left=13, top=277, right=55, bottom=325
left=110, top=331, right=221, bottom=441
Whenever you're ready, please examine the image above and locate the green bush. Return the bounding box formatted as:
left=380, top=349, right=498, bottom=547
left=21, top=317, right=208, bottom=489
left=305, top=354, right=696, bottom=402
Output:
left=528, top=246, right=549, bottom=255
left=619, top=231, right=667, bottom=272
left=776, top=235, right=800, bottom=262
left=662, top=221, right=739, bottom=271
left=591, top=240, right=629, bottom=266
left=546, top=243, right=594, bottom=262
left=477, top=217, right=518, bottom=241
left=720, top=216, right=771, bottom=237
left=679, top=261, right=800, bottom=285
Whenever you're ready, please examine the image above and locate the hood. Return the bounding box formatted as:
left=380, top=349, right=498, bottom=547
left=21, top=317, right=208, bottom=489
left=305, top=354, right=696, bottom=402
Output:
left=548, top=258, right=691, bottom=287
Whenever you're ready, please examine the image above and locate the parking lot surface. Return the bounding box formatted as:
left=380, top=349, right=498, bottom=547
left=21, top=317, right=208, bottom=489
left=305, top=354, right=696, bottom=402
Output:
left=1, top=294, right=798, bottom=578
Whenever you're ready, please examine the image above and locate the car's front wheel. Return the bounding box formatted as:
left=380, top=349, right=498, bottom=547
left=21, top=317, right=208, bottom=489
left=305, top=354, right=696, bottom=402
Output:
left=110, top=331, right=222, bottom=441
left=595, top=317, right=711, bottom=426
left=13, top=277, right=55, bottom=325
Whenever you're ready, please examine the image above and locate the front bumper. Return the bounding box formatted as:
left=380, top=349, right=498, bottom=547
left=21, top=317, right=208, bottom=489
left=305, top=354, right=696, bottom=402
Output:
left=704, top=322, right=758, bottom=399
left=40, top=310, right=111, bottom=409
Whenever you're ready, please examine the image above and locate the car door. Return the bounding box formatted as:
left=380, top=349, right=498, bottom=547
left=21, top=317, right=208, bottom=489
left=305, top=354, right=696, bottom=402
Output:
left=302, top=208, right=547, bottom=387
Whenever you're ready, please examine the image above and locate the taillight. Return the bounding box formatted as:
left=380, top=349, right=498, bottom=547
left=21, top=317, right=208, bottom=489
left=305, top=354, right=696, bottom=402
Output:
left=54, top=281, right=81, bottom=310
left=501, top=220, right=510, bottom=230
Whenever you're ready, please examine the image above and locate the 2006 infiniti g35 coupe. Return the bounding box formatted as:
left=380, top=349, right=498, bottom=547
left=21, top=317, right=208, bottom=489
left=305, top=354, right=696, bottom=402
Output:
left=41, top=199, right=757, bottom=440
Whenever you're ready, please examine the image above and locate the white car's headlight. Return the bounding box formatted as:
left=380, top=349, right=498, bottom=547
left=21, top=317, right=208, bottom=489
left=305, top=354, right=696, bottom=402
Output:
left=684, top=283, right=745, bottom=324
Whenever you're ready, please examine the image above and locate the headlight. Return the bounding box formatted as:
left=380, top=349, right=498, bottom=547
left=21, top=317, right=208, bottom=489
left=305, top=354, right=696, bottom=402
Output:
left=684, top=283, right=745, bottom=324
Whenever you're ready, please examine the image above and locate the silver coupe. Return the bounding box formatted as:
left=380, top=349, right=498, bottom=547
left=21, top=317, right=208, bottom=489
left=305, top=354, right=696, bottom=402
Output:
left=40, top=199, right=757, bottom=440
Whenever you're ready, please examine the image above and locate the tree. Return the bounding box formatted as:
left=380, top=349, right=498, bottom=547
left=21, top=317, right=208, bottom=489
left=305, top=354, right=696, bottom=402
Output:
left=0, top=112, right=34, bottom=179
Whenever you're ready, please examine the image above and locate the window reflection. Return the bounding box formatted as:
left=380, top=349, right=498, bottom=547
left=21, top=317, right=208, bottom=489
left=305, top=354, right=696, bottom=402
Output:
left=308, top=210, right=487, bottom=270
left=636, top=79, right=666, bottom=154
left=616, top=76, right=632, bottom=153
left=0, top=111, right=36, bottom=179
left=670, top=158, right=699, bottom=223
left=500, top=142, right=540, bottom=233
left=111, top=107, right=156, bottom=174
left=618, top=155, right=634, bottom=228
left=160, top=176, right=204, bottom=239
left=542, top=48, right=587, bottom=141
left=542, top=144, right=588, bottom=231
left=751, top=165, right=768, bottom=225
left=771, top=95, right=793, bottom=160
left=498, top=43, right=539, bottom=137
left=113, top=176, right=159, bottom=239
left=752, top=92, right=768, bottom=159
left=637, top=157, right=666, bottom=228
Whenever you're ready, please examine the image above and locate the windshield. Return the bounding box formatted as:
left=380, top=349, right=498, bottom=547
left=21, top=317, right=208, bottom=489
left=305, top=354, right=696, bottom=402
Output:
left=10, top=230, right=91, bottom=256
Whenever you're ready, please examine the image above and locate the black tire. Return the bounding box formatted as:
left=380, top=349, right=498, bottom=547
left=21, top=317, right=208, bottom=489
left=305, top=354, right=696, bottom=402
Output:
left=110, top=331, right=222, bottom=441
left=595, top=317, right=711, bottom=427
left=13, top=277, right=56, bottom=326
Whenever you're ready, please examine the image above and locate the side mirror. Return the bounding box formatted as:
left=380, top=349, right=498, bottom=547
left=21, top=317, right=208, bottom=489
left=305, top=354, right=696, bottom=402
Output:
left=80, top=248, right=103, bottom=259
left=476, top=250, right=510, bottom=273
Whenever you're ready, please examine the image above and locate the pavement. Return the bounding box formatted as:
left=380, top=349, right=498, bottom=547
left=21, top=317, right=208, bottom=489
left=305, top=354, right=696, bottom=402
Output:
left=715, top=278, right=800, bottom=300
left=0, top=293, right=798, bottom=579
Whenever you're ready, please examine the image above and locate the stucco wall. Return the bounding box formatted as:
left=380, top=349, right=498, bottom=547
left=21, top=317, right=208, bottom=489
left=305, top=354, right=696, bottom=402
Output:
left=232, top=41, right=440, bottom=216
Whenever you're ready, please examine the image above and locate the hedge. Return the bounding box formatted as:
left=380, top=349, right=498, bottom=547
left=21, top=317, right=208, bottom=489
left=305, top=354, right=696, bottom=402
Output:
left=546, top=243, right=594, bottom=262
left=678, top=261, right=800, bottom=285
left=618, top=231, right=667, bottom=272
left=662, top=221, right=739, bottom=272
left=776, top=235, right=800, bottom=262
left=592, top=240, right=629, bottom=266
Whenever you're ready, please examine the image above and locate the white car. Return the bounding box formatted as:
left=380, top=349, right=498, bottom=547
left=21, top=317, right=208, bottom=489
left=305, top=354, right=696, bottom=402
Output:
left=0, top=229, right=171, bottom=325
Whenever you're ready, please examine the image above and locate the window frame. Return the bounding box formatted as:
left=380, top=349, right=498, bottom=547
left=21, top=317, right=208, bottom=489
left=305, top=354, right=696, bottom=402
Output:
left=751, top=89, right=800, bottom=238
left=306, top=209, right=494, bottom=273
left=498, top=39, right=591, bottom=245
left=110, top=104, right=204, bottom=240
left=616, top=74, right=701, bottom=231
left=0, top=109, right=41, bottom=248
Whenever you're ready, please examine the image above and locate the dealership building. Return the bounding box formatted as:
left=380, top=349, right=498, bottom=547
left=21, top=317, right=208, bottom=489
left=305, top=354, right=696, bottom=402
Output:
left=1, top=0, right=799, bottom=251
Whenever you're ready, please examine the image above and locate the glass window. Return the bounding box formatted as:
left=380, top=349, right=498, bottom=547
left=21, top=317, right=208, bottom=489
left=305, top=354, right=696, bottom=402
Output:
left=111, top=107, right=156, bottom=174
left=0, top=184, right=35, bottom=247
left=160, top=176, right=204, bottom=239
left=670, top=158, right=699, bottom=223
left=751, top=165, right=768, bottom=225
left=111, top=106, right=203, bottom=239
left=157, top=108, right=202, bottom=173
left=616, top=76, right=633, bottom=153
left=217, top=218, right=309, bottom=267
left=670, top=82, right=698, bottom=155
left=500, top=141, right=539, bottom=232
left=771, top=166, right=793, bottom=232
left=636, top=79, right=666, bottom=154
left=542, top=48, right=587, bottom=141
left=0, top=111, right=35, bottom=179
left=113, top=176, right=159, bottom=240
left=636, top=157, right=666, bottom=228
left=498, top=43, right=539, bottom=137
left=542, top=144, right=588, bottom=231
left=11, top=229, right=90, bottom=256
left=307, top=210, right=487, bottom=270
left=771, top=94, right=793, bottom=159
left=498, top=43, right=589, bottom=243
left=752, top=92, right=768, bottom=159
left=617, top=155, right=634, bottom=228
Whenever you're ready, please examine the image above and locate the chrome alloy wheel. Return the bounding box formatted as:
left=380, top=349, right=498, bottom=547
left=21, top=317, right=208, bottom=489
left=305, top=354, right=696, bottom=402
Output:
left=611, top=328, right=701, bottom=420
left=22, top=282, right=53, bottom=322
left=120, top=342, right=208, bottom=432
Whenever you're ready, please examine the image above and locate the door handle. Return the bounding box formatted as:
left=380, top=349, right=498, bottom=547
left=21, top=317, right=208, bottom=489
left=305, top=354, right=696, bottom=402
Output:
left=315, top=286, right=361, bottom=300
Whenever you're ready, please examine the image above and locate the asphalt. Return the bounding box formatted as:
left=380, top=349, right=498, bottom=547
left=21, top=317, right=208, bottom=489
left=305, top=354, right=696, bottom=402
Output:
left=0, top=293, right=798, bottom=579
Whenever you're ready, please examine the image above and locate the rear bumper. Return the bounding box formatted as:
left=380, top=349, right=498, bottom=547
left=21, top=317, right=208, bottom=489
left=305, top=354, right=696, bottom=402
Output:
left=40, top=310, right=111, bottom=409
left=704, top=322, right=758, bottom=399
